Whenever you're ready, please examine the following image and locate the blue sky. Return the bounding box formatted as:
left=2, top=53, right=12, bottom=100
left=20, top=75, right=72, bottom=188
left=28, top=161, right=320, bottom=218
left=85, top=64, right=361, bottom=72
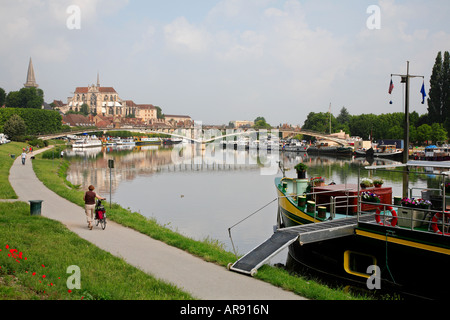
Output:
left=1, top=0, right=449, bottom=126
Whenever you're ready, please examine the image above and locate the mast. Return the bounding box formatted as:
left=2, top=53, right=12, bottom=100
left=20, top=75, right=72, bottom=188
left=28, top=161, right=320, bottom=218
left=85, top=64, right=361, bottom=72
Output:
left=391, top=61, right=424, bottom=197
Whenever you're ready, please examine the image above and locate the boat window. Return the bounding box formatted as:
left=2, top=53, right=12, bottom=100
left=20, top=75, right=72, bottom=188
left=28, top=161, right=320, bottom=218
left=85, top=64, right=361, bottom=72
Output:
left=344, top=250, right=377, bottom=279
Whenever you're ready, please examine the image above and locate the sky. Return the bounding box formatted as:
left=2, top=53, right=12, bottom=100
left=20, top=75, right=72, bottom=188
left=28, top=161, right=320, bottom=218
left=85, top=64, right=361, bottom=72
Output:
left=1, top=0, right=450, bottom=127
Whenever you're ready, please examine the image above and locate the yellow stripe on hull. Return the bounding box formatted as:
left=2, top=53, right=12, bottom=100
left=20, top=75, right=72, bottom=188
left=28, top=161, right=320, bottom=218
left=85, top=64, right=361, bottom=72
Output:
left=355, top=229, right=450, bottom=255
left=277, top=189, right=320, bottom=224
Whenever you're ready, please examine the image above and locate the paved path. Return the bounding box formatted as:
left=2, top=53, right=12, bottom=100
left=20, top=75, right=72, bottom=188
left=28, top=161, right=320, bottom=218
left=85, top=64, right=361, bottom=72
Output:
left=8, top=148, right=305, bottom=300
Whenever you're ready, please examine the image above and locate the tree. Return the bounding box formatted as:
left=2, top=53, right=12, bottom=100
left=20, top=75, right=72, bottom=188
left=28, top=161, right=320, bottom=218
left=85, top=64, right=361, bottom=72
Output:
left=80, top=103, right=89, bottom=116
left=253, top=116, right=271, bottom=129
left=3, top=114, right=27, bottom=140
left=416, top=124, right=432, bottom=145
left=302, top=112, right=337, bottom=134
left=430, top=123, right=447, bottom=143
left=0, top=88, right=5, bottom=106
left=155, top=106, right=165, bottom=119
left=428, top=51, right=450, bottom=127
left=5, top=87, right=44, bottom=109
left=336, top=107, right=351, bottom=124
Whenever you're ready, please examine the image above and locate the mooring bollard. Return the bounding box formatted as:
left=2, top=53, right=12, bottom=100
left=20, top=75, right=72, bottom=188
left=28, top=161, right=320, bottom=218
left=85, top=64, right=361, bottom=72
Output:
left=29, top=200, right=43, bottom=216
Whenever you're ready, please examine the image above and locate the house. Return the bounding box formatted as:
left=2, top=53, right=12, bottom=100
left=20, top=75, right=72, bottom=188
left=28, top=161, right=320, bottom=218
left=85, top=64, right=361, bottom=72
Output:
left=164, top=114, right=192, bottom=127
left=62, top=114, right=95, bottom=127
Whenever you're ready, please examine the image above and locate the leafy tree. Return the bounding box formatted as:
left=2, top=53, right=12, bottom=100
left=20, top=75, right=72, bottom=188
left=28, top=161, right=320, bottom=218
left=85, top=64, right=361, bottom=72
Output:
left=155, top=106, right=165, bottom=119
left=430, top=123, right=447, bottom=144
left=302, top=112, right=337, bottom=134
left=3, top=114, right=27, bottom=140
left=80, top=103, right=89, bottom=115
left=0, top=108, right=61, bottom=135
left=443, top=51, right=450, bottom=122
left=428, top=51, right=450, bottom=127
left=416, top=124, right=432, bottom=145
left=336, top=107, right=351, bottom=125
left=0, top=88, right=5, bottom=106
left=253, top=116, right=271, bottom=129
left=5, top=87, right=44, bottom=109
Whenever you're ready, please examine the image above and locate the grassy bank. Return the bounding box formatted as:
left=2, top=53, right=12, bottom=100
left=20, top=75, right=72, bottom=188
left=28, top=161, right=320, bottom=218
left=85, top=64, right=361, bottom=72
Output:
left=30, top=145, right=367, bottom=300
left=0, top=201, right=193, bottom=300
left=0, top=142, right=26, bottom=199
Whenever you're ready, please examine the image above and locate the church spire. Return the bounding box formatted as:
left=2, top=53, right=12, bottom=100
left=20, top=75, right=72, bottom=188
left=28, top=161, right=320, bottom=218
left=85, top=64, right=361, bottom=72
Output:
left=24, top=57, right=38, bottom=88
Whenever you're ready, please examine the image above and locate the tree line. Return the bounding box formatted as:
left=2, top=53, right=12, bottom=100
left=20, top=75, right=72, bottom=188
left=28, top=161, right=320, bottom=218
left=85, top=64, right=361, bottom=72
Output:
left=302, top=107, right=448, bottom=145
left=303, top=51, right=450, bottom=146
left=302, top=108, right=447, bottom=146
left=0, top=86, right=62, bottom=141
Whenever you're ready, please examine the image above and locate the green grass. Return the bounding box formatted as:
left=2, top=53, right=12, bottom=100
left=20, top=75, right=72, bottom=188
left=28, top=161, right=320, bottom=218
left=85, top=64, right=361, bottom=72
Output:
left=0, top=201, right=193, bottom=300
left=0, top=142, right=27, bottom=199
left=30, top=147, right=369, bottom=300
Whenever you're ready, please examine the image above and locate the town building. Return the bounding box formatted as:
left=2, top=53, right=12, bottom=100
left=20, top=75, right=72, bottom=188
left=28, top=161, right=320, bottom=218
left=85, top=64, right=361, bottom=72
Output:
left=164, top=114, right=192, bottom=127
left=231, top=120, right=254, bottom=128
left=66, top=74, right=136, bottom=117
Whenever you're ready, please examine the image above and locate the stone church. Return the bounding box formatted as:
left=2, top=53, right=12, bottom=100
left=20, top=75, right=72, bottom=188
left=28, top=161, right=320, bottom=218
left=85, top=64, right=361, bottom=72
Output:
left=67, top=74, right=137, bottom=117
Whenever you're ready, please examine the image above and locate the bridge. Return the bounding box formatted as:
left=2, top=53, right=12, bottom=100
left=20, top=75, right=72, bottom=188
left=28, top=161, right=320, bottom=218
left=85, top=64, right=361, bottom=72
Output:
left=38, top=127, right=349, bottom=146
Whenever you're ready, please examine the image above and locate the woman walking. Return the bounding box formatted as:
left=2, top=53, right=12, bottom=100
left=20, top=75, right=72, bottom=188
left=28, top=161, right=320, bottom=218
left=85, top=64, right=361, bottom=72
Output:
left=83, top=185, right=106, bottom=230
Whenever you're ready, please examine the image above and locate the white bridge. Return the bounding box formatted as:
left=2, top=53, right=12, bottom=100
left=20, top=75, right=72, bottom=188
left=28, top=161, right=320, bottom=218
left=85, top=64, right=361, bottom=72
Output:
left=38, top=127, right=349, bottom=146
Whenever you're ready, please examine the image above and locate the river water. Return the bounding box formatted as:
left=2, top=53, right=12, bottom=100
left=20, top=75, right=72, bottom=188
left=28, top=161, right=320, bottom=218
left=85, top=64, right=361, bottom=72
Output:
left=65, top=143, right=431, bottom=266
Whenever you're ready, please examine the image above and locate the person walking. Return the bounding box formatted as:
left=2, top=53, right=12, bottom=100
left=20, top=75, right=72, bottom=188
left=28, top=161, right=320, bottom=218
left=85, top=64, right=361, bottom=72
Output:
left=83, top=185, right=106, bottom=230
left=21, top=151, right=27, bottom=165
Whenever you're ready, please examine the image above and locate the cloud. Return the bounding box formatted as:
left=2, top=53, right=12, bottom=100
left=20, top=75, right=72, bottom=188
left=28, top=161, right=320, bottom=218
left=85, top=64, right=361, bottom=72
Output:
left=164, top=17, right=212, bottom=54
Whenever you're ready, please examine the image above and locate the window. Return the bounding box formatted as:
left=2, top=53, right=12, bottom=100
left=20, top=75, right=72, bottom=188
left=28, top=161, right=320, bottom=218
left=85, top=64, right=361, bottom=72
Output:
left=343, top=250, right=377, bottom=279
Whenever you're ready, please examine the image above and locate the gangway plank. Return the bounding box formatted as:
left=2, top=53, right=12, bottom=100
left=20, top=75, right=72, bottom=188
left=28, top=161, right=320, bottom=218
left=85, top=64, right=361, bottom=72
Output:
left=229, top=215, right=374, bottom=276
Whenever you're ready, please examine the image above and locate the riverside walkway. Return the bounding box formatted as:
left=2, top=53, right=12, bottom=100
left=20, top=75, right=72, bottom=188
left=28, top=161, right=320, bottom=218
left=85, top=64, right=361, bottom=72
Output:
left=8, top=147, right=304, bottom=300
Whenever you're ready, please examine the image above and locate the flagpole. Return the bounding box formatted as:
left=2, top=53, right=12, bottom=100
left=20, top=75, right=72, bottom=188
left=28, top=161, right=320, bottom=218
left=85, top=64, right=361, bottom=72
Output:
left=390, top=61, right=424, bottom=197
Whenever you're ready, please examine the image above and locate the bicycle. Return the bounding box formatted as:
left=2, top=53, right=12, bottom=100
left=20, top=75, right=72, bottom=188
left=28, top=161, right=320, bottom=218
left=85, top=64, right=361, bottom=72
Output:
left=94, top=199, right=107, bottom=230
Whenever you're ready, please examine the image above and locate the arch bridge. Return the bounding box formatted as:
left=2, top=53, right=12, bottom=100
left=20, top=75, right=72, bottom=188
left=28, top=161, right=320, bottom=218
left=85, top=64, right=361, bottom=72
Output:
left=38, top=127, right=349, bottom=146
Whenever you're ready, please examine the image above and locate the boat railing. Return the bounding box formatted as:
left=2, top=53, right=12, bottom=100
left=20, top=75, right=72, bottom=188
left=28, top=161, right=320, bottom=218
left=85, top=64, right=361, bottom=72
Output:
left=331, top=195, right=359, bottom=218
left=358, top=200, right=450, bottom=236
left=280, top=187, right=357, bottom=222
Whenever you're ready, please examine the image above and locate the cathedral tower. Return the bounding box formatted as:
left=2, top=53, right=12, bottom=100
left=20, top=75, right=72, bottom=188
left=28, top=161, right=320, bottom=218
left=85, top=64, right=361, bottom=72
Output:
left=24, top=57, right=39, bottom=88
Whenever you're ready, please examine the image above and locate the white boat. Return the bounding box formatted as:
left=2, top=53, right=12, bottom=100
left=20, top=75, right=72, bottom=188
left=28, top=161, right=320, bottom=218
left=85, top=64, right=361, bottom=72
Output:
left=282, top=139, right=308, bottom=152
left=0, top=133, right=10, bottom=145
left=72, top=138, right=102, bottom=148
left=118, top=138, right=136, bottom=145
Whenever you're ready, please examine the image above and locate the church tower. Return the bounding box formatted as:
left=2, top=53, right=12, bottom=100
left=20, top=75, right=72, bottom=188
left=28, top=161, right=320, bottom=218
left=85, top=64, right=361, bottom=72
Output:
left=24, top=57, right=39, bottom=88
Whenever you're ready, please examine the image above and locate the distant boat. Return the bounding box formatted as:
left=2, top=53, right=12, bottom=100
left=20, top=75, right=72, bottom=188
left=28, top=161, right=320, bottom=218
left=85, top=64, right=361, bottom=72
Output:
left=356, top=145, right=403, bottom=159
left=117, top=138, right=136, bottom=146
left=282, top=139, right=309, bottom=152
left=72, top=138, right=102, bottom=148
left=308, top=143, right=353, bottom=156
left=162, top=138, right=183, bottom=145
left=135, top=137, right=161, bottom=146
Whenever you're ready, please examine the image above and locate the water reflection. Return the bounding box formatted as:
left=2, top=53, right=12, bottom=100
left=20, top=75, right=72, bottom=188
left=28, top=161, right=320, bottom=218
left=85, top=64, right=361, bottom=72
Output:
left=66, top=146, right=431, bottom=264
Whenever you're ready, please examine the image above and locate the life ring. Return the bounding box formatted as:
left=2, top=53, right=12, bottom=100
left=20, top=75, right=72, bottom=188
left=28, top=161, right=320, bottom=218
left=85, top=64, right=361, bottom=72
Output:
left=431, top=212, right=450, bottom=235
left=375, top=206, right=398, bottom=227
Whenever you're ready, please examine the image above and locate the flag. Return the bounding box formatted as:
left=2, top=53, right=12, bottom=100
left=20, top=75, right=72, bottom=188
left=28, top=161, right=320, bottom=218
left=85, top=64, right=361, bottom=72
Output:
left=420, top=82, right=426, bottom=104
left=388, top=79, right=394, bottom=94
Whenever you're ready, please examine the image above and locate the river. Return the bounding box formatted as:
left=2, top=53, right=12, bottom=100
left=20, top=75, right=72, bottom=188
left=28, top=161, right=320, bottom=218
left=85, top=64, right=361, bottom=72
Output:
left=65, top=143, right=431, bottom=266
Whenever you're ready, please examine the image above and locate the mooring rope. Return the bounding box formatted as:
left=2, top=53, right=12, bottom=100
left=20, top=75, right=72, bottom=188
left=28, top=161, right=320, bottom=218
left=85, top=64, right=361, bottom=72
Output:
left=227, top=197, right=278, bottom=259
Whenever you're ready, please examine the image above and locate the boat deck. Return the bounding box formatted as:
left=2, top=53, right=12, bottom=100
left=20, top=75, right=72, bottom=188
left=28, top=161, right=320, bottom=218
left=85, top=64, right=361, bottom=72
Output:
left=229, top=214, right=374, bottom=276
